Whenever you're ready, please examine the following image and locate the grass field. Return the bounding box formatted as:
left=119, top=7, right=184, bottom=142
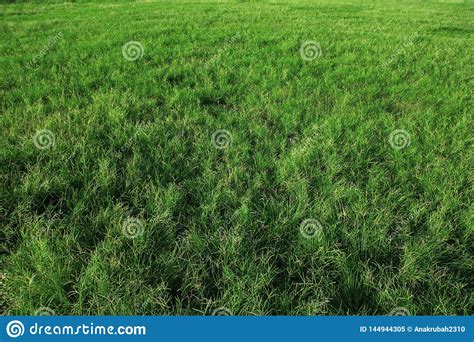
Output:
left=1, top=0, right=473, bottom=316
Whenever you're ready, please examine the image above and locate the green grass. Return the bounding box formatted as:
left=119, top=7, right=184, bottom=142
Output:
left=0, top=0, right=472, bottom=316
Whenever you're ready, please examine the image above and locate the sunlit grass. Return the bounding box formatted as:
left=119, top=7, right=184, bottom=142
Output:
left=1, top=0, right=472, bottom=315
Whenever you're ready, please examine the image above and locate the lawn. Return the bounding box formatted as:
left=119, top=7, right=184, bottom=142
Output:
left=0, top=0, right=472, bottom=316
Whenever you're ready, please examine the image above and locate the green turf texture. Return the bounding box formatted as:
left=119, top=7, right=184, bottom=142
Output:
left=1, top=0, right=473, bottom=316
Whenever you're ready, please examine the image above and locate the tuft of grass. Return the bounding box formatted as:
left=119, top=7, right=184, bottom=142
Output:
left=1, top=0, right=472, bottom=315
